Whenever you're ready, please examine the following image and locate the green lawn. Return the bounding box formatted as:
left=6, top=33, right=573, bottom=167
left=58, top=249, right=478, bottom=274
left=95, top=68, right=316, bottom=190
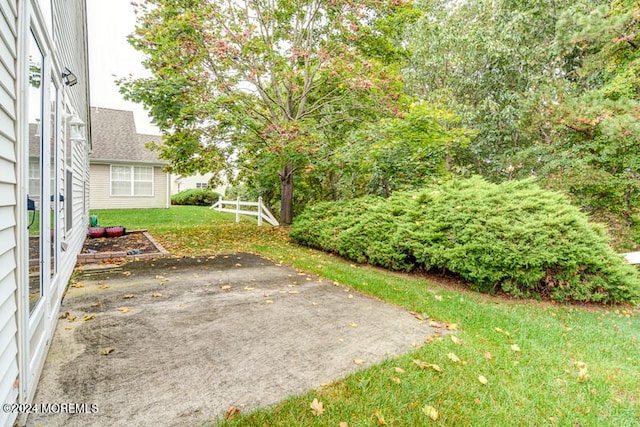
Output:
left=91, top=207, right=640, bottom=426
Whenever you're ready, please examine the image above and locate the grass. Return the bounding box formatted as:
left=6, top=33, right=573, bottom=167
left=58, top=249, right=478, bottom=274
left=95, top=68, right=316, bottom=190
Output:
left=91, top=207, right=640, bottom=426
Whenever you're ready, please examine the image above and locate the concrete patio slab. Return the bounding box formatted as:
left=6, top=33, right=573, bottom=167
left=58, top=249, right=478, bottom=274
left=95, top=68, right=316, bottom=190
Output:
left=26, top=253, right=436, bottom=427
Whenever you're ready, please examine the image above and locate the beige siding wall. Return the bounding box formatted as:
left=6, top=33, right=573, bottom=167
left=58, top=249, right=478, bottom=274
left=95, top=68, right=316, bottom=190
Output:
left=90, top=163, right=169, bottom=210
left=0, top=1, right=18, bottom=426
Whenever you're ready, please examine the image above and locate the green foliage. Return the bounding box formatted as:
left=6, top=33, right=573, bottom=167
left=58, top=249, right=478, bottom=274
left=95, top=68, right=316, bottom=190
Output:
left=119, top=0, right=415, bottom=223
left=291, top=176, right=640, bottom=303
left=171, top=188, right=221, bottom=206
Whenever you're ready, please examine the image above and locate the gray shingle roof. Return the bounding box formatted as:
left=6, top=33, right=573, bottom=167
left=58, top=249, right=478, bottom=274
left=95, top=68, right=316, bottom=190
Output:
left=90, top=107, right=166, bottom=164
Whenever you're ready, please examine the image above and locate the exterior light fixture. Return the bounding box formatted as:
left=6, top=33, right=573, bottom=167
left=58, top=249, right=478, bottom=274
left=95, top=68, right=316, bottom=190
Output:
left=69, top=114, right=86, bottom=142
left=62, top=67, right=77, bottom=86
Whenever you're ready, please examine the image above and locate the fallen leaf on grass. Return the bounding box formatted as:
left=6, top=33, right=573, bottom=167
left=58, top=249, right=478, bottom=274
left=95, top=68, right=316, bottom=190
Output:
left=422, top=405, right=438, bottom=421
left=510, top=344, right=521, bottom=352
left=310, top=398, right=324, bottom=416
left=339, top=422, right=349, bottom=427
left=413, top=360, right=442, bottom=372
left=100, top=347, right=115, bottom=355
left=445, top=323, right=459, bottom=331
left=225, top=406, right=240, bottom=420
left=434, top=295, right=443, bottom=301
left=395, top=367, right=405, bottom=374
left=447, top=353, right=461, bottom=363
left=118, top=307, right=130, bottom=313
left=451, top=336, right=463, bottom=345
left=478, top=375, right=488, bottom=385
left=374, top=410, right=386, bottom=425
left=484, top=352, right=493, bottom=360
left=83, top=314, right=96, bottom=321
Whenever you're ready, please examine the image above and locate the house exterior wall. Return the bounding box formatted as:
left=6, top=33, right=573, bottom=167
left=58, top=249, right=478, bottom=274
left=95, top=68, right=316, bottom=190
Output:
left=0, top=2, right=19, bottom=427
left=0, top=1, right=90, bottom=426
left=90, top=163, right=170, bottom=210
left=171, top=173, right=226, bottom=196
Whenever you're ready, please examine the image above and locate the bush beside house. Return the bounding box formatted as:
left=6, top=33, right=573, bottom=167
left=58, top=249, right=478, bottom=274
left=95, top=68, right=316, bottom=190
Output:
left=291, top=177, right=640, bottom=304
left=171, top=189, right=222, bottom=206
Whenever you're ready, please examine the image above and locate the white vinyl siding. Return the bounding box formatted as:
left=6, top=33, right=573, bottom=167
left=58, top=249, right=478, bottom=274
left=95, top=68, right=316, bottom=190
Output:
left=111, top=165, right=154, bottom=197
left=0, top=1, right=17, bottom=426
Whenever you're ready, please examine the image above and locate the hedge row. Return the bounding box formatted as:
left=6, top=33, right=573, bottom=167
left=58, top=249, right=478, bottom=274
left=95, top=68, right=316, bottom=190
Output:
left=171, top=189, right=221, bottom=206
left=291, top=177, right=640, bottom=304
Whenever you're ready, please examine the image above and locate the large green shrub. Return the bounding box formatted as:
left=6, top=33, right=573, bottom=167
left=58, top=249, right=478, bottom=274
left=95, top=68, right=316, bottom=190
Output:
left=171, top=189, right=221, bottom=206
left=291, top=177, right=640, bottom=304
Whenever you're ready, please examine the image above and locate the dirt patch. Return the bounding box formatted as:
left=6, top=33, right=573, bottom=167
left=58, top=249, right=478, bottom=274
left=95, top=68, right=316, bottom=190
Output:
left=78, top=231, right=169, bottom=264
left=82, top=231, right=158, bottom=254
left=28, top=254, right=440, bottom=427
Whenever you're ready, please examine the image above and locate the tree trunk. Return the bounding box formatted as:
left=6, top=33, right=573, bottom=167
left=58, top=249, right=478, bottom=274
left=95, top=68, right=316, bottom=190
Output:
left=279, top=162, right=294, bottom=225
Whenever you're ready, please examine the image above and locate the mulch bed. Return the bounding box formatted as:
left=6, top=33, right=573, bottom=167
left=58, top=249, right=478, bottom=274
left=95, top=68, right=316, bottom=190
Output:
left=82, top=232, right=159, bottom=255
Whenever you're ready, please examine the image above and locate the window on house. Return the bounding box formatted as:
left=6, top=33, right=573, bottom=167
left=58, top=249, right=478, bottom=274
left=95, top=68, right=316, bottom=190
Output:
left=196, top=182, right=208, bottom=189
left=111, top=165, right=154, bottom=196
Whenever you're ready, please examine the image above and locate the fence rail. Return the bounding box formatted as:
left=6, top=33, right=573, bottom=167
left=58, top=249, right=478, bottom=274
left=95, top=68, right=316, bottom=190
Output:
left=210, top=196, right=279, bottom=226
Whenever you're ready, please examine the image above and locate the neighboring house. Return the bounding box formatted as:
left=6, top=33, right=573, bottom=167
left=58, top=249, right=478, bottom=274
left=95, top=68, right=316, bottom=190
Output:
left=89, top=107, right=170, bottom=209
left=172, top=172, right=226, bottom=196
left=0, top=2, right=91, bottom=426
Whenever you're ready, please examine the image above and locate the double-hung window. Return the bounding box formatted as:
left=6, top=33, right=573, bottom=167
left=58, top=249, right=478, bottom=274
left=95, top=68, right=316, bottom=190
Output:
left=111, top=165, right=154, bottom=196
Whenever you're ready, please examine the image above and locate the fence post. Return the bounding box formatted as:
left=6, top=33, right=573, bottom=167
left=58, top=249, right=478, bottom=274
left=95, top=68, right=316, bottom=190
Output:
left=217, top=195, right=222, bottom=212
left=257, top=196, right=263, bottom=226
left=236, top=196, right=241, bottom=223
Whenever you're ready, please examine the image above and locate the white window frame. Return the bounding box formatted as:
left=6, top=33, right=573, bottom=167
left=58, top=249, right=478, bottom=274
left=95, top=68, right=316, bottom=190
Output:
left=110, top=164, right=155, bottom=197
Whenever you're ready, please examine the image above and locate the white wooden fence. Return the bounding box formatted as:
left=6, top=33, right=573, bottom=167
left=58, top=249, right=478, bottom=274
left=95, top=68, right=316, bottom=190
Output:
left=210, top=196, right=279, bottom=226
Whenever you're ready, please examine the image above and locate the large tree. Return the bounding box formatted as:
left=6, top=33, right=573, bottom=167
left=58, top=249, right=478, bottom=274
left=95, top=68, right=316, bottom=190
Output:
left=120, top=0, right=412, bottom=224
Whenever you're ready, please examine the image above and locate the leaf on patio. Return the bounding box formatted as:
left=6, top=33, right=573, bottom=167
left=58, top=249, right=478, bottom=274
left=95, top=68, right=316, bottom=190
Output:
left=151, top=292, right=163, bottom=298
left=98, top=285, right=110, bottom=289
left=70, top=282, right=84, bottom=288
left=310, top=398, right=324, bottom=416
left=123, top=294, right=135, bottom=299
left=221, top=285, right=232, bottom=290
left=83, top=314, right=96, bottom=321
left=118, top=307, right=130, bottom=313
left=350, top=322, right=358, bottom=328
left=100, top=347, right=115, bottom=355
left=353, top=358, right=366, bottom=365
